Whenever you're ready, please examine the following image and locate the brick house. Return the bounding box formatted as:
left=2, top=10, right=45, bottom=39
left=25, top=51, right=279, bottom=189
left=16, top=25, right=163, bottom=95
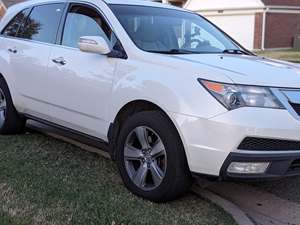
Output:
left=258, top=0, right=300, bottom=49
left=159, top=0, right=300, bottom=50
left=183, top=0, right=300, bottom=50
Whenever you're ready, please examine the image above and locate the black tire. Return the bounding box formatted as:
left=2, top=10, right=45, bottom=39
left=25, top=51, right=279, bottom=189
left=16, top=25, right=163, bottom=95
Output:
left=116, top=111, right=192, bottom=202
left=0, top=76, right=26, bottom=134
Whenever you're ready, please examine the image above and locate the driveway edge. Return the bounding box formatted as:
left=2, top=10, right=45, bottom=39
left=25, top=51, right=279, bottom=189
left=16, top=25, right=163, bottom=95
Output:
left=191, top=184, right=255, bottom=225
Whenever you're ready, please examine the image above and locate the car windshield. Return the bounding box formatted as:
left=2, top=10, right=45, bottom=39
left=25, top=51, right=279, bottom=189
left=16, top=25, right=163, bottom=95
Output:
left=109, top=4, right=241, bottom=54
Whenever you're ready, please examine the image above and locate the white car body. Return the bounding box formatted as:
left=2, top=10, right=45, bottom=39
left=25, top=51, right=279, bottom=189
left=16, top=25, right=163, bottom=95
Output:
left=1, top=0, right=300, bottom=182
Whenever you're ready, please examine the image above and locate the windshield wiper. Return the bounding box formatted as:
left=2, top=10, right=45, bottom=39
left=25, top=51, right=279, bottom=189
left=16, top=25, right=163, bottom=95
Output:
left=148, top=49, right=202, bottom=55
left=222, top=49, right=251, bottom=55
left=150, top=48, right=252, bottom=55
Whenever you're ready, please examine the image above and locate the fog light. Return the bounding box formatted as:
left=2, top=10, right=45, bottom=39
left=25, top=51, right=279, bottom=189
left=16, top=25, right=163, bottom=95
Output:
left=227, top=162, right=269, bottom=174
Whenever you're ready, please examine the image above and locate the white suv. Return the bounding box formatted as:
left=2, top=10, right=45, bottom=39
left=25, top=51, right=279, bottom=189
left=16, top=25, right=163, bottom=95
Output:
left=1, top=0, right=300, bottom=202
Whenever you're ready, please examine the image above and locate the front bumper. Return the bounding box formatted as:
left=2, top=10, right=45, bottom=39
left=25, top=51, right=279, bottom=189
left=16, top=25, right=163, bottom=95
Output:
left=220, top=152, right=300, bottom=180
left=170, top=107, right=300, bottom=177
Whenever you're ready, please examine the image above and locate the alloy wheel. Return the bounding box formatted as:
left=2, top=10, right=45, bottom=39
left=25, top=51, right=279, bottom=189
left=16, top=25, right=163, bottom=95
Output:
left=124, top=126, right=167, bottom=191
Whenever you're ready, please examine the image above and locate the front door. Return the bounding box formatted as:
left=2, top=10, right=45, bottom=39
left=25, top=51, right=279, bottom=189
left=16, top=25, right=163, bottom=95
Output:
left=46, top=3, right=118, bottom=139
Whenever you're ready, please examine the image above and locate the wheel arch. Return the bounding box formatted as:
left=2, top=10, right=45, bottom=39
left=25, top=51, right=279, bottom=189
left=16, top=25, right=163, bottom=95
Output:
left=107, top=99, right=189, bottom=163
left=0, top=73, right=5, bottom=81
left=0, top=72, right=17, bottom=107
left=0, top=73, right=11, bottom=94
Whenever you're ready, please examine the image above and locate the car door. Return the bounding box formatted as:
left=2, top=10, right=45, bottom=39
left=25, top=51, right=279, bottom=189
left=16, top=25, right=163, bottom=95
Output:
left=5, top=3, right=66, bottom=115
left=46, top=3, right=119, bottom=139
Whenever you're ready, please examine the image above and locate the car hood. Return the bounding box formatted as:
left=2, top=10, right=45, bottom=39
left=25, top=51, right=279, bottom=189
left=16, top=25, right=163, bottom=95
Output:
left=170, top=54, right=300, bottom=88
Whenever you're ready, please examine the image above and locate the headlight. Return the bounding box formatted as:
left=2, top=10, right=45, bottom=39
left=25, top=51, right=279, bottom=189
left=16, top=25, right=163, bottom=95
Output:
left=199, top=79, right=284, bottom=110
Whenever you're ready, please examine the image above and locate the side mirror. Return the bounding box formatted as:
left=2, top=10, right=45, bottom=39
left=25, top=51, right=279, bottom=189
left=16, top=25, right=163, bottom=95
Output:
left=78, top=36, right=111, bottom=55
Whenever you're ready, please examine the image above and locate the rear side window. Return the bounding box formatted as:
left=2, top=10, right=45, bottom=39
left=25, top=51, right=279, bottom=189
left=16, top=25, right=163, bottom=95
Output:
left=1, top=8, right=31, bottom=37
left=21, top=3, right=65, bottom=44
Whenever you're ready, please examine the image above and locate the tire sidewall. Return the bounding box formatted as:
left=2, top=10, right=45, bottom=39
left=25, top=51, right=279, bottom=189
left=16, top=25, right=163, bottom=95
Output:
left=0, top=78, right=11, bottom=132
left=0, top=77, right=25, bottom=134
left=116, top=111, right=187, bottom=201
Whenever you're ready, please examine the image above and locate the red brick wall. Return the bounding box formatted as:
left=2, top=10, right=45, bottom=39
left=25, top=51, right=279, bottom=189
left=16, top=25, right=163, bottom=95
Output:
left=262, top=0, right=300, bottom=6
left=254, top=13, right=263, bottom=49
left=265, top=12, right=300, bottom=48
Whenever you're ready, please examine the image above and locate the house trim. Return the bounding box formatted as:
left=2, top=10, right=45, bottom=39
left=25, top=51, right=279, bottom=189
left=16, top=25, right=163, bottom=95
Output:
left=267, top=9, right=300, bottom=13
left=188, top=7, right=265, bottom=13
left=266, top=5, right=300, bottom=10
left=199, top=9, right=265, bottom=17
left=261, top=10, right=266, bottom=49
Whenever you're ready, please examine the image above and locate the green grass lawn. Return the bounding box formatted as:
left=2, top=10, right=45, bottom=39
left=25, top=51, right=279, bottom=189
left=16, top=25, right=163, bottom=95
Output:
left=256, top=49, right=300, bottom=63
left=0, top=133, right=236, bottom=225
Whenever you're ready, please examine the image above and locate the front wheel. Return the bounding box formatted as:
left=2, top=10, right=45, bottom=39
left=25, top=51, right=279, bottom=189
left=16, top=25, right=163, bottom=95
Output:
left=116, top=111, right=192, bottom=202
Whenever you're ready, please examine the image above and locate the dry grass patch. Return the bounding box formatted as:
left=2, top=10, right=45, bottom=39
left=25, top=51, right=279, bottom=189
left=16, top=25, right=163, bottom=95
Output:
left=256, top=49, right=300, bottom=63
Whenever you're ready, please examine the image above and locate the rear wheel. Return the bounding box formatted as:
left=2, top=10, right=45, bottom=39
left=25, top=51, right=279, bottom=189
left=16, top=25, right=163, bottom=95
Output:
left=0, top=77, right=26, bottom=134
left=116, top=111, right=192, bottom=202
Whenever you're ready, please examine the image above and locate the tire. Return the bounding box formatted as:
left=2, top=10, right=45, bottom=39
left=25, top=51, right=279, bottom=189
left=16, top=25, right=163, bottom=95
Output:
left=0, top=76, right=26, bottom=134
left=116, top=111, right=192, bottom=202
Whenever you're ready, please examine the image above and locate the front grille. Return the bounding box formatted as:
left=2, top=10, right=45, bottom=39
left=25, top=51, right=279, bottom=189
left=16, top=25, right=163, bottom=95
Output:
left=238, top=137, right=300, bottom=151
left=290, top=102, right=300, bottom=116
left=288, top=159, right=300, bottom=172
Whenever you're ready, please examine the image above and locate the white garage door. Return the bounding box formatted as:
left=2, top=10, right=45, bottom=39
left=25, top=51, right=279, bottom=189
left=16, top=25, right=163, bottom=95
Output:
left=204, top=14, right=255, bottom=50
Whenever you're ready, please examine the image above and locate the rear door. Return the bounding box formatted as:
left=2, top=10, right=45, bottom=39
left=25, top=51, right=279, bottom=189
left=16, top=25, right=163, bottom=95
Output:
left=0, top=7, right=31, bottom=106
left=6, top=3, right=65, bottom=116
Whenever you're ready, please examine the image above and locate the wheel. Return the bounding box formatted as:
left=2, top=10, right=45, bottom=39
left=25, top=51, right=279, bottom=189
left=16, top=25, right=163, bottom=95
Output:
left=0, top=77, right=26, bottom=134
left=116, top=111, right=192, bottom=202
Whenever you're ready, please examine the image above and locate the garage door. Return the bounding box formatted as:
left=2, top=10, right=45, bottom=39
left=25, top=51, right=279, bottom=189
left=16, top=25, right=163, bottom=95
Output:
left=204, top=14, right=255, bottom=50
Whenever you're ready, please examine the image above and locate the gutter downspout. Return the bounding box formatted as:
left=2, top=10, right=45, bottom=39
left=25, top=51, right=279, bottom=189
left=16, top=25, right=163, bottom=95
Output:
left=261, top=7, right=268, bottom=50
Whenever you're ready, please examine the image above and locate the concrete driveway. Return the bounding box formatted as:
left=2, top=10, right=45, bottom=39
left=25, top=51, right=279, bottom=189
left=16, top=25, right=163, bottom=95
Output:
left=202, top=178, right=300, bottom=225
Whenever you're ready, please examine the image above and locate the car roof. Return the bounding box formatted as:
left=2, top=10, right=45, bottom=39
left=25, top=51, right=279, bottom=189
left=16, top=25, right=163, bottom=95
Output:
left=1, top=0, right=188, bottom=29
left=0, top=0, right=191, bottom=32
left=13, top=0, right=184, bottom=10
left=103, top=0, right=180, bottom=9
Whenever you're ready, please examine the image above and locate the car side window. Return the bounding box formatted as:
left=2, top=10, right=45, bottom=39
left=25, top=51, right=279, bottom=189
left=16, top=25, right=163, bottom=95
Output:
left=20, top=3, right=65, bottom=44
left=1, top=8, right=31, bottom=37
left=62, top=5, right=115, bottom=48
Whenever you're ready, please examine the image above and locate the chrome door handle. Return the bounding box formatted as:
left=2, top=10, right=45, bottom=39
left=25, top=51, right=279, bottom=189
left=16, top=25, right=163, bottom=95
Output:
left=8, top=48, right=17, bottom=54
left=52, top=57, right=66, bottom=65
